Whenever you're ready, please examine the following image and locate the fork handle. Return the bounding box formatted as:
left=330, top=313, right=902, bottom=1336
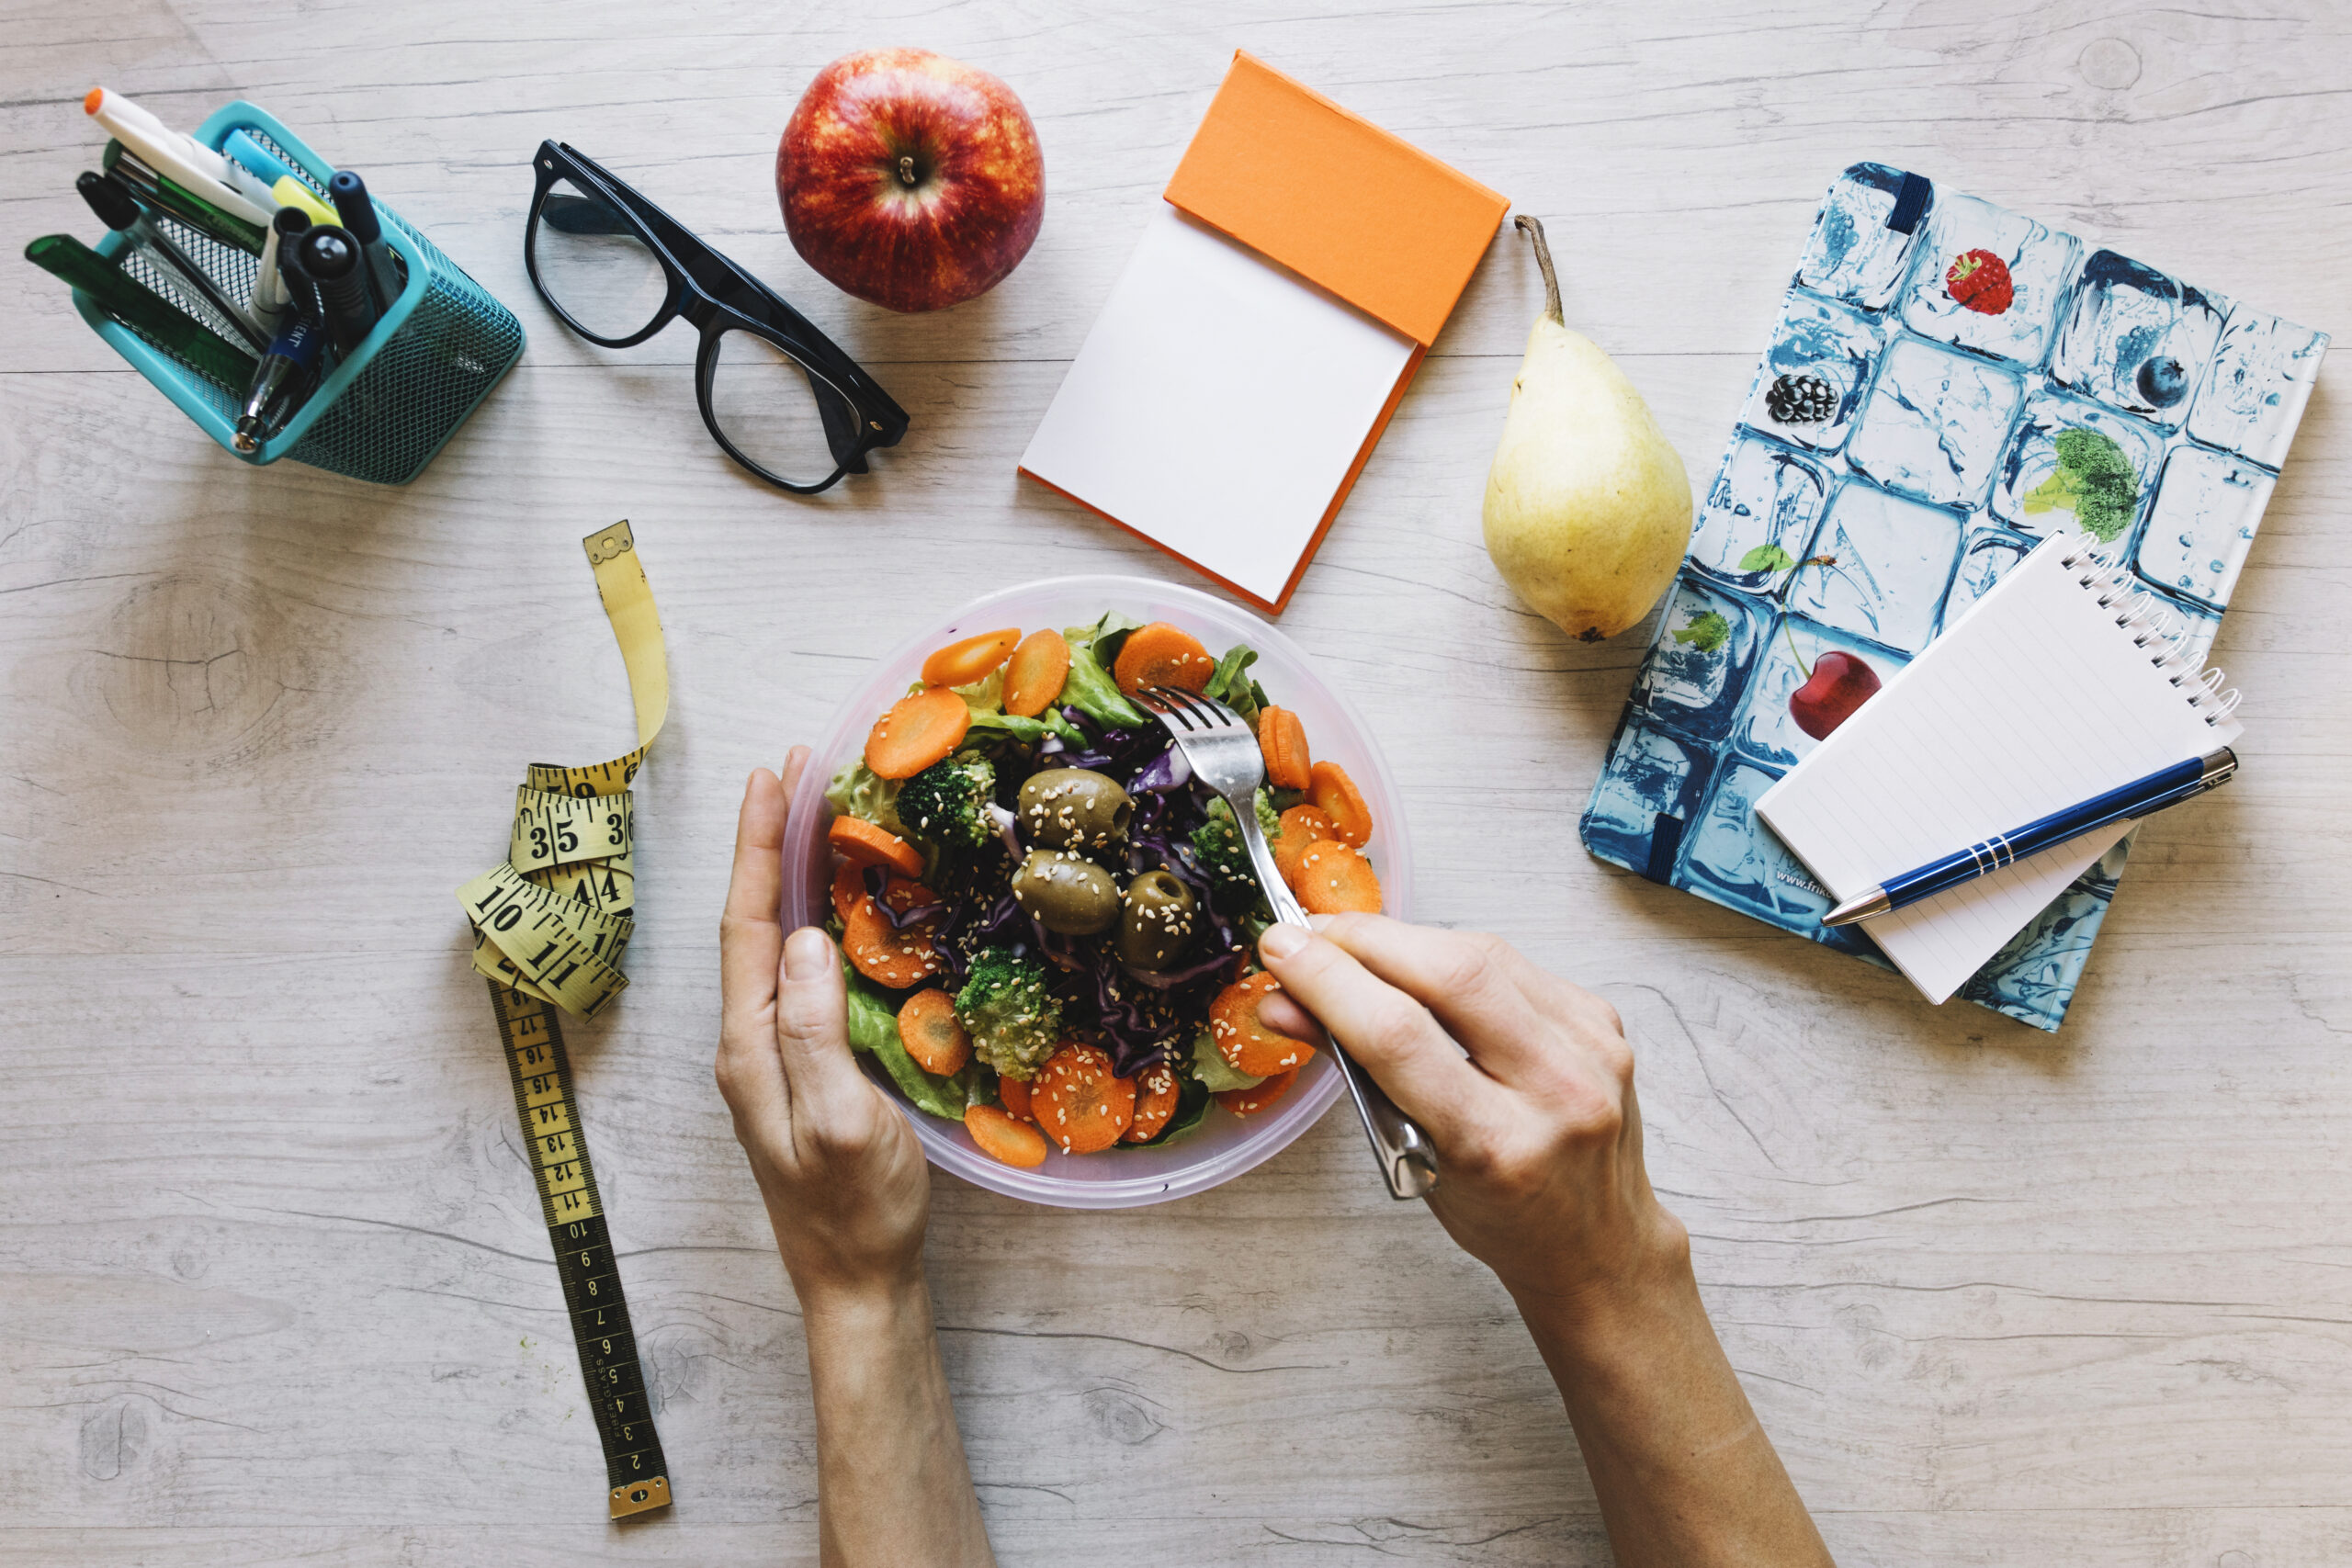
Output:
left=1234, top=801, right=1439, bottom=1201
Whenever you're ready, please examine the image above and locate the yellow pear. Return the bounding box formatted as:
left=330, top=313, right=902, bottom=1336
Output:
left=1482, top=215, right=1691, bottom=642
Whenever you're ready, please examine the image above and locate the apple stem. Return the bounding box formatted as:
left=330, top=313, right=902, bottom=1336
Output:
left=897, top=154, right=918, bottom=187
left=1514, top=214, right=1564, bottom=326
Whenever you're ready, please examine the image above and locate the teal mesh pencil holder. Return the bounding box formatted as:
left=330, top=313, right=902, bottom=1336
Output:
left=70, top=101, right=524, bottom=486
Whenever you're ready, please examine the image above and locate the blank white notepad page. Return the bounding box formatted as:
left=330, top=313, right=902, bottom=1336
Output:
left=1754, top=539, right=2239, bottom=1004
left=1017, top=205, right=1416, bottom=608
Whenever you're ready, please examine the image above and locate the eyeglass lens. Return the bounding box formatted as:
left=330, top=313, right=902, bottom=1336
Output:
left=534, top=177, right=669, bottom=340
left=706, top=328, right=863, bottom=488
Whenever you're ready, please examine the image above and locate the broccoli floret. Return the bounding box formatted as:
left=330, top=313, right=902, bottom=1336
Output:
left=2023, top=426, right=2142, bottom=543
left=898, top=754, right=997, bottom=851
left=1191, top=791, right=1280, bottom=910
left=954, top=946, right=1064, bottom=1080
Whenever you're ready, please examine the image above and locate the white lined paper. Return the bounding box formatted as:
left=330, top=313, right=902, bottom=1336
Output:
left=1754, top=536, right=2240, bottom=1004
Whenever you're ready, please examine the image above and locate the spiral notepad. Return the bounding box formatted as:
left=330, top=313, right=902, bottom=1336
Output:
left=1755, top=535, right=2243, bottom=1003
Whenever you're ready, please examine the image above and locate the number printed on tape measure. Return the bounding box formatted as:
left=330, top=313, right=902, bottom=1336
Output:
left=487, top=984, right=670, bottom=1514
left=510, top=786, right=633, bottom=874
left=461, top=864, right=632, bottom=1017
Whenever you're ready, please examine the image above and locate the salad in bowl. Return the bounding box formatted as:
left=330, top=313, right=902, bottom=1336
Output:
left=813, top=605, right=1390, bottom=1174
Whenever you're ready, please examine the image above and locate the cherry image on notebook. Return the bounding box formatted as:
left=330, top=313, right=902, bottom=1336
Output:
left=1788, top=650, right=1883, bottom=739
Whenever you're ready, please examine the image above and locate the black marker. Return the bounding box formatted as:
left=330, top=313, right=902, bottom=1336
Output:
left=268, top=206, right=316, bottom=324
left=298, top=225, right=379, bottom=353
left=328, top=170, right=406, bottom=311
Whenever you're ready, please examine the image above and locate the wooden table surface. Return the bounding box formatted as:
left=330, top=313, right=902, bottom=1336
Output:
left=5, top=2, right=2346, bottom=1563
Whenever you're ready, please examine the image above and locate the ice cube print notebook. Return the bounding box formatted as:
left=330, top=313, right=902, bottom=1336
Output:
left=1580, top=163, right=2325, bottom=1031
left=1753, top=535, right=2243, bottom=1005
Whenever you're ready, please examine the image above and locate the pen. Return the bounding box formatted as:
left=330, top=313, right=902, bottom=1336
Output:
left=1822, top=747, right=2241, bottom=926
left=76, top=170, right=268, bottom=350
left=298, top=225, right=379, bottom=353
left=103, top=141, right=266, bottom=254
left=84, top=87, right=275, bottom=226
left=269, top=207, right=317, bottom=322
left=24, top=232, right=256, bottom=389
left=233, top=314, right=326, bottom=452
left=327, top=170, right=407, bottom=310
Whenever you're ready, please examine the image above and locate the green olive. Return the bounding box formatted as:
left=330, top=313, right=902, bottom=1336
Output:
left=1116, top=870, right=1200, bottom=971
left=1012, top=850, right=1120, bottom=935
left=1017, top=768, right=1132, bottom=853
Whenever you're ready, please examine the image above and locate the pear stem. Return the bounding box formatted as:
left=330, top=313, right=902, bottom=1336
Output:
left=1515, top=213, right=1564, bottom=326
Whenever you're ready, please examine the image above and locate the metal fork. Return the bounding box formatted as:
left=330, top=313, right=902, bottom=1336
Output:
left=1136, top=686, right=1439, bottom=1201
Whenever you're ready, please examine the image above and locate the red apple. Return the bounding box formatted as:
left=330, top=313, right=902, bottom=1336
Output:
left=1788, top=650, right=1881, bottom=739
left=776, top=49, right=1045, bottom=313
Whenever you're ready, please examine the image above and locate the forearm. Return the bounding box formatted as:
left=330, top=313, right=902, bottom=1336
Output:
left=1516, top=1228, right=1833, bottom=1568
left=801, top=1278, right=995, bottom=1568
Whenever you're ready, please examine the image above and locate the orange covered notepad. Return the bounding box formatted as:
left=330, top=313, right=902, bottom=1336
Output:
left=1017, top=53, right=1508, bottom=612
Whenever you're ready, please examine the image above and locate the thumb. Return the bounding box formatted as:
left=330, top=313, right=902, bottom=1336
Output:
left=775, top=928, right=876, bottom=1122
left=1254, top=924, right=1495, bottom=1148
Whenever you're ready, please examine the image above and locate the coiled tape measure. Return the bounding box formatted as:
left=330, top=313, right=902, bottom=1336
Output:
left=457, top=520, right=672, bottom=1518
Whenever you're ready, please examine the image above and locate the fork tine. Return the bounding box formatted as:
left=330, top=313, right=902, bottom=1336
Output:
left=1149, top=686, right=1228, bottom=728
left=1137, top=686, right=1193, bottom=729
left=1141, top=686, right=1195, bottom=728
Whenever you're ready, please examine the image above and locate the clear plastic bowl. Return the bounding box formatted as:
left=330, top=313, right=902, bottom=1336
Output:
left=782, top=574, right=1412, bottom=1209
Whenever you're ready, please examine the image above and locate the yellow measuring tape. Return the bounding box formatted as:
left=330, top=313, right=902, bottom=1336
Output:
left=457, top=520, right=673, bottom=1518
left=460, top=519, right=666, bottom=1013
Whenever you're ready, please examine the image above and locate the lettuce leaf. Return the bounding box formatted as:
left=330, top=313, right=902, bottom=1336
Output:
left=843, top=966, right=967, bottom=1122
left=967, top=708, right=1083, bottom=746
left=826, top=761, right=907, bottom=838
left=1204, top=643, right=1263, bottom=727
left=1190, top=1028, right=1262, bottom=1092
left=1060, top=613, right=1148, bottom=728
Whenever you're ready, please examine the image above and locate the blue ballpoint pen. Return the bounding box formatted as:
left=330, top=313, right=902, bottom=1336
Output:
left=1823, top=746, right=2240, bottom=926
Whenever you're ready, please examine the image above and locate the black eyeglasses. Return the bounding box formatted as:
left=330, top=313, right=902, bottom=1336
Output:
left=525, top=141, right=909, bottom=495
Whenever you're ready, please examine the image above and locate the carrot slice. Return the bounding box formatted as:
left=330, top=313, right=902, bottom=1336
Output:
left=831, top=861, right=866, bottom=924
left=1295, top=841, right=1383, bottom=915
left=998, top=1073, right=1034, bottom=1120
left=1307, top=761, right=1373, bottom=847
left=1003, top=628, right=1070, bottom=717
left=828, top=815, right=923, bottom=879
left=1208, top=972, right=1317, bottom=1078
left=1121, top=1061, right=1182, bottom=1144
left=898, top=988, right=970, bottom=1076
left=1273, top=805, right=1338, bottom=890
left=966, top=1103, right=1048, bottom=1168
left=842, top=879, right=944, bottom=987
left=1216, top=1067, right=1297, bottom=1118
left=865, top=687, right=971, bottom=780
left=1032, top=1043, right=1136, bottom=1154
left=922, top=628, right=1020, bottom=688
left=1112, top=622, right=1216, bottom=697
left=1257, top=706, right=1312, bottom=791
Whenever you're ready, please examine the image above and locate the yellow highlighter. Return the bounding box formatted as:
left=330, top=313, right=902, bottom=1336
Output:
left=271, top=174, right=337, bottom=226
